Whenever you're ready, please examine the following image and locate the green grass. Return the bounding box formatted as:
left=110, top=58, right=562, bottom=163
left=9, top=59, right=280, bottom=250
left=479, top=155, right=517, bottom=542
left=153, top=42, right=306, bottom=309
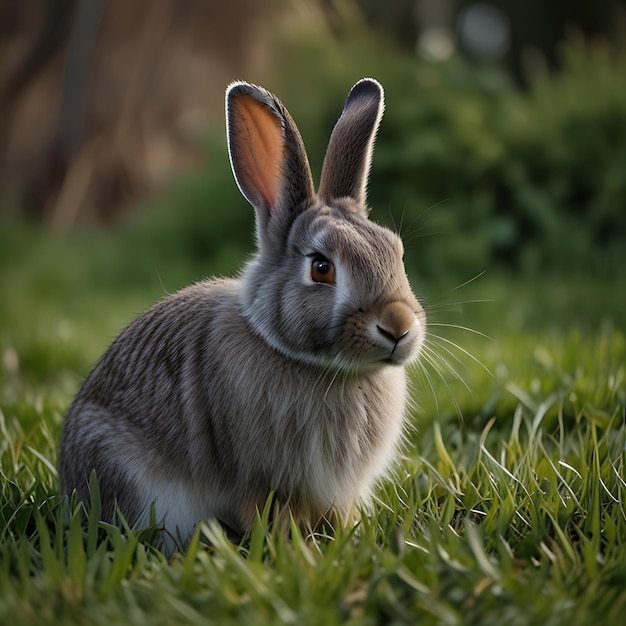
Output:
left=1, top=227, right=625, bottom=625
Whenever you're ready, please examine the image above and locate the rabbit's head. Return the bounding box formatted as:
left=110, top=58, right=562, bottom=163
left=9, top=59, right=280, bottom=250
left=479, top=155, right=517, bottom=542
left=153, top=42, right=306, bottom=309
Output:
left=226, top=79, right=424, bottom=372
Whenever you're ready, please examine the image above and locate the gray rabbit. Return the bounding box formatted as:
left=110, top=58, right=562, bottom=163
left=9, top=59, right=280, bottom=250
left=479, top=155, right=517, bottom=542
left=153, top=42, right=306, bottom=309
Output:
left=58, top=78, right=426, bottom=550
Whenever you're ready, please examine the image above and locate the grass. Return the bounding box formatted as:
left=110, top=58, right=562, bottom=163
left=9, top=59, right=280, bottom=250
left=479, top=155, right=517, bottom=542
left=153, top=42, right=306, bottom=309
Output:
left=1, top=225, right=625, bottom=625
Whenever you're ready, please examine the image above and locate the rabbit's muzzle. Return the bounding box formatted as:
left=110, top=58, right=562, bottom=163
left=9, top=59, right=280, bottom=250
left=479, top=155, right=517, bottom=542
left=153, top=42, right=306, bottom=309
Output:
left=372, top=300, right=423, bottom=365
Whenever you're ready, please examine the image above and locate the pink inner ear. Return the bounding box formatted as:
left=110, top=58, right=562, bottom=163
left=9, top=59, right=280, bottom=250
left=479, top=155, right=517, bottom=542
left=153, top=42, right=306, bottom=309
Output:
left=233, top=95, right=284, bottom=212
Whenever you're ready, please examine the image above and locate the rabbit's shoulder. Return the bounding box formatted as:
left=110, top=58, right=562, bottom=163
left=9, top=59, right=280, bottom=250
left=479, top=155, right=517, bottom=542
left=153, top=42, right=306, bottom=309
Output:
left=80, top=278, right=244, bottom=391
left=131, top=277, right=243, bottom=334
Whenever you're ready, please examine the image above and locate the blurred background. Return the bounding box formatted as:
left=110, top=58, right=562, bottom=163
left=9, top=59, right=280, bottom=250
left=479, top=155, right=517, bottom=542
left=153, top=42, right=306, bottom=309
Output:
left=1, top=0, right=625, bottom=374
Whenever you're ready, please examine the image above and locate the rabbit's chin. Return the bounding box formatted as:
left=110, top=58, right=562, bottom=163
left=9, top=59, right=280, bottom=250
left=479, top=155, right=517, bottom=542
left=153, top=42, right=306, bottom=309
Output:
left=268, top=329, right=424, bottom=374
left=272, top=347, right=420, bottom=375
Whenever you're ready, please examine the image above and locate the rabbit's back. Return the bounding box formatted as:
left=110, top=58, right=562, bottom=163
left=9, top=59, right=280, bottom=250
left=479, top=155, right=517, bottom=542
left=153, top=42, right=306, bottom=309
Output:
left=59, top=277, right=409, bottom=543
left=59, top=279, right=243, bottom=529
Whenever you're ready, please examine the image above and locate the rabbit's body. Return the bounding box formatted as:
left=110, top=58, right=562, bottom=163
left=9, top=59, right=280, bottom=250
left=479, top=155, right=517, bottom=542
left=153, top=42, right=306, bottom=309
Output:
left=61, top=278, right=408, bottom=542
left=59, top=78, right=425, bottom=549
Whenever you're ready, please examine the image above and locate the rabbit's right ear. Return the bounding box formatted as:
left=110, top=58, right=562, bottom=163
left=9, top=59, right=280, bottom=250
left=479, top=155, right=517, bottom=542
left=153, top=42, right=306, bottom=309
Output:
left=318, top=78, right=384, bottom=212
left=226, top=82, right=315, bottom=246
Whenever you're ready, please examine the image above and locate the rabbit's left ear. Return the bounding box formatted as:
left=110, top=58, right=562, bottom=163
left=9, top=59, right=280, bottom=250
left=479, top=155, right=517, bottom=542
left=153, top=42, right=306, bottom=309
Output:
left=318, top=78, right=384, bottom=211
left=226, top=82, right=315, bottom=248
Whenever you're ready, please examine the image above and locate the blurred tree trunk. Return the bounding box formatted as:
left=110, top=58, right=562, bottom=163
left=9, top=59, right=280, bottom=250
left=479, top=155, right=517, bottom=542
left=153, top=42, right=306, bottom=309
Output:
left=0, top=0, right=276, bottom=229
left=43, top=0, right=106, bottom=229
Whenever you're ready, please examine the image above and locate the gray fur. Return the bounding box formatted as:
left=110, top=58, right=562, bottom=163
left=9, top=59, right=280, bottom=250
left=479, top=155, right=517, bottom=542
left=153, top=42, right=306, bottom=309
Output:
left=58, top=78, right=426, bottom=550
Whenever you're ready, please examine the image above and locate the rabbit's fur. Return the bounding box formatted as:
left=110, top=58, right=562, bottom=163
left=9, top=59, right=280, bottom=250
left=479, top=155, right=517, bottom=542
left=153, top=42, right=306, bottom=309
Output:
left=59, top=78, right=426, bottom=550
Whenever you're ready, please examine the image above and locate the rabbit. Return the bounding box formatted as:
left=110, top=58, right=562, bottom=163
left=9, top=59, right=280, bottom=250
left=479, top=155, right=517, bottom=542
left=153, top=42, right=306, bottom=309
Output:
left=58, top=78, right=426, bottom=551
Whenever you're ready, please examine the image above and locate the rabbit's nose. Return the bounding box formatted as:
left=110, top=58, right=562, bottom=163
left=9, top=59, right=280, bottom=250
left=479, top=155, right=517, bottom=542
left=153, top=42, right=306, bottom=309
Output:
left=376, top=301, right=415, bottom=343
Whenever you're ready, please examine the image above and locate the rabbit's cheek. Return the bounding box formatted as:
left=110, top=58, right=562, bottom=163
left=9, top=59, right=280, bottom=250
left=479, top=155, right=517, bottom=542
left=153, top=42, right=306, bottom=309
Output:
left=338, top=316, right=384, bottom=367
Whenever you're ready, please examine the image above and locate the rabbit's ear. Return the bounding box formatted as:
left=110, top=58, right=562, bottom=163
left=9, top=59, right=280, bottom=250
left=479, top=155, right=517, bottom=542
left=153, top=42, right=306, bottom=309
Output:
left=226, top=82, right=315, bottom=243
left=318, top=79, right=384, bottom=212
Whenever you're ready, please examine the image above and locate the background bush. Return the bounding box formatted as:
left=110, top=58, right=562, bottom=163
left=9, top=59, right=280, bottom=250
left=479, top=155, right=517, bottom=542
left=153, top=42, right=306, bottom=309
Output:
left=94, top=35, right=626, bottom=291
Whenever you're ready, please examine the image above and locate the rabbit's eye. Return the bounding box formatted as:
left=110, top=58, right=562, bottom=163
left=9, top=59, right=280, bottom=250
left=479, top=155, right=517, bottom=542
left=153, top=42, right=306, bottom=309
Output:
left=310, top=255, right=336, bottom=285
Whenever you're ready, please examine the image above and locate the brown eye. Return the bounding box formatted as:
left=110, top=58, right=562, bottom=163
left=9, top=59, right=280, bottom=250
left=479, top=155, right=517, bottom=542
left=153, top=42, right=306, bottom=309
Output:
left=310, top=255, right=336, bottom=284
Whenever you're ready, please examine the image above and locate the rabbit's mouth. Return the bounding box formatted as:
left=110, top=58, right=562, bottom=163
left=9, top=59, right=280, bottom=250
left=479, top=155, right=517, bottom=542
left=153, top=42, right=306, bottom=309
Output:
left=379, top=341, right=421, bottom=367
left=352, top=333, right=423, bottom=370
left=382, top=345, right=412, bottom=365
left=365, top=302, right=424, bottom=367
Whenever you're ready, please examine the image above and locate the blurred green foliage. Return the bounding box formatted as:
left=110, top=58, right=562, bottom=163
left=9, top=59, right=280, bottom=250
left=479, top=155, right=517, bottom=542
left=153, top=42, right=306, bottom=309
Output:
left=280, top=34, right=626, bottom=280
left=3, top=30, right=624, bottom=295
left=111, top=34, right=626, bottom=287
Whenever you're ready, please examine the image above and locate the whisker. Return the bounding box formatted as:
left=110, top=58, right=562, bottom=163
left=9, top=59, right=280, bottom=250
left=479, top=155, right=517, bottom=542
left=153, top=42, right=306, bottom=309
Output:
left=419, top=271, right=491, bottom=322
left=421, top=343, right=472, bottom=392
left=400, top=217, right=457, bottom=247
left=385, top=201, right=406, bottom=235
left=401, top=228, right=453, bottom=247
left=410, top=360, right=440, bottom=414
left=426, top=333, right=491, bottom=376
left=441, top=270, right=487, bottom=294
left=419, top=352, right=464, bottom=418
left=424, top=336, right=468, bottom=372
left=424, top=298, right=494, bottom=312
left=393, top=199, right=451, bottom=242
left=427, top=323, right=494, bottom=343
